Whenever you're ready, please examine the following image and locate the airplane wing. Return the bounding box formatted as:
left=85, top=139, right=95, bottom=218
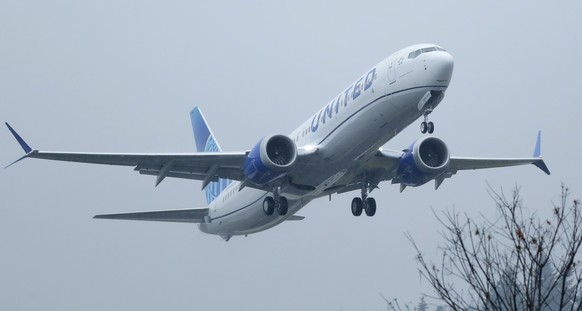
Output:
left=449, top=156, right=550, bottom=174
left=448, top=130, right=550, bottom=175
left=94, top=207, right=209, bottom=223
left=329, top=132, right=549, bottom=194
left=5, top=122, right=247, bottom=187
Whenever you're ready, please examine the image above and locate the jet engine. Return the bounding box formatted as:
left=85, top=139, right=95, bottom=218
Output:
left=397, top=136, right=450, bottom=187
left=243, top=135, right=298, bottom=185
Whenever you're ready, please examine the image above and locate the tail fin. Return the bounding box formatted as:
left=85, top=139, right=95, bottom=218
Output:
left=190, top=107, right=232, bottom=204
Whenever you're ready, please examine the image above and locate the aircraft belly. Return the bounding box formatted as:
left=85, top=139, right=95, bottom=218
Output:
left=290, top=86, right=444, bottom=192
left=320, top=87, right=426, bottom=162
left=199, top=87, right=443, bottom=238
left=199, top=191, right=308, bottom=237
left=232, top=199, right=306, bottom=235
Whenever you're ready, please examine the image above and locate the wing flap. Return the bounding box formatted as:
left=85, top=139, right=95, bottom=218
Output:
left=137, top=165, right=244, bottom=182
left=94, top=207, right=209, bottom=223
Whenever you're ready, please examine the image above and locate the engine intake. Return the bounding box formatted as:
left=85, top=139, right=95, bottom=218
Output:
left=397, top=136, right=450, bottom=187
left=415, top=137, right=449, bottom=171
left=243, top=135, right=297, bottom=185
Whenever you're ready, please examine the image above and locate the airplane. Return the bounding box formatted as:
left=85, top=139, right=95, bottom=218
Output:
left=6, top=43, right=550, bottom=241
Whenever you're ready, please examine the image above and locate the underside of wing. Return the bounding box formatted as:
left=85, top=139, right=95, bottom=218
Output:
left=5, top=122, right=249, bottom=187
left=20, top=150, right=247, bottom=186
left=323, top=131, right=550, bottom=196
left=449, top=131, right=550, bottom=175
left=449, top=157, right=550, bottom=175
left=94, top=207, right=209, bottom=223
left=323, top=149, right=403, bottom=196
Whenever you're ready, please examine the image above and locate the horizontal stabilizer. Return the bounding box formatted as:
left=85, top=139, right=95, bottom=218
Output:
left=94, top=207, right=209, bottom=223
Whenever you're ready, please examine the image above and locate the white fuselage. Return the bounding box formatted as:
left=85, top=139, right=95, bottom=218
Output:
left=198, top=44, right=454, bottom=238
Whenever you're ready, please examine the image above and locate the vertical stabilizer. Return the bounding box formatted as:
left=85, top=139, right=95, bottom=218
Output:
left=190, top=107, right=231, bottom=204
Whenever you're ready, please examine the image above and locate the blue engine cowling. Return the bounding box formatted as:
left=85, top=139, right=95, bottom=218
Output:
left=243, top=135, right=298, bottom=185
left=397, top=136, right=450, bottom=187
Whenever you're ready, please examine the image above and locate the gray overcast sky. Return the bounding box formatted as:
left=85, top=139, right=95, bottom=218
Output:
left=1, top=1, right=581, bottom=310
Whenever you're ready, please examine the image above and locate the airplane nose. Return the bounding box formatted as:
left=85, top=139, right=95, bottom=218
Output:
left=428, top=51, right=454, bottom=86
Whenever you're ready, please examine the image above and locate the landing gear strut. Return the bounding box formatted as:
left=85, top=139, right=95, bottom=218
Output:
left=351, top=181, right=376, bottom=217
left=263, top=186, right=288, bottom=216
left=420, top=108, right=434, bottom=134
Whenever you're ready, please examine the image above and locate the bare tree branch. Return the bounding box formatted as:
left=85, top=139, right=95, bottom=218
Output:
left=409, top=185, right=582, bottom=311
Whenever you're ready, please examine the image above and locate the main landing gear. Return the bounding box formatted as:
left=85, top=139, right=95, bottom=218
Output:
left=351, top=182, right=376, bottom=217
left=420, top=108, right=434, bottom=134
left=263, top=186, right=288, bottom=216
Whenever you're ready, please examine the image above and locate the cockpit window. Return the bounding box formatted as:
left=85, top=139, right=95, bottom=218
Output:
left=408, top=49, right=421, bottom=59
left=408, top=47, right=447, bottom=59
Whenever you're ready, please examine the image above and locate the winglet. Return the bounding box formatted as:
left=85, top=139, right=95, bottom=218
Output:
left=533, top=159, right=551, bottom=175
left=6, top=122, right=33, bottom=154
left=533, top=130, right=542, bottom=158
left=531, top=131, right=550, bottom=175
left=5, top=122, right=35, bottom=168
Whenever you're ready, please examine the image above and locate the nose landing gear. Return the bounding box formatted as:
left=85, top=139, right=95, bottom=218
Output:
left=420, top=121, right=434, bottom=134
left=420, top=109, right=434, bottom=134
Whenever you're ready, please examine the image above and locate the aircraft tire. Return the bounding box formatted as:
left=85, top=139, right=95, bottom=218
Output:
left=276, top=197, right=288, bottom=216
left=427, top=122, right=434, bottom=134
left=263, top=197, right=275, bottom=215
left=364, top=197, right=376, bottom=216
left=420, top=122, right=427, bottom=134
left=351, top=197, right=363, bottom=216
